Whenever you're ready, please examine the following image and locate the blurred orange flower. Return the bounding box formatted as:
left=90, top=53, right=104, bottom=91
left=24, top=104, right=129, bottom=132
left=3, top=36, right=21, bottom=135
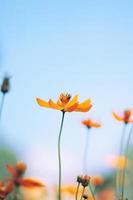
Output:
left=61, top=185, right=83, bottom=196
left=0, top=181, right=13, bottom=199
left=6, top=163, right=45, bottom=189
left=113, top=109, right=133, bottom=124
left=61, top=185, right=77, bottom=195
left=91, top=176, right=104, bottom=186
left=36, top=93, right=92, bottom=112
left=17, top=178, right=45, bottom=188
left=82, top=119, right=101, bottom=128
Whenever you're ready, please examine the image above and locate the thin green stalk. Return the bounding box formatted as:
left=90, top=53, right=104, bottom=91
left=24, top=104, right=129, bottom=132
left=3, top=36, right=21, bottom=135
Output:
left=88, top=183, right=96, bottom=200
left=119, top=124, right=127, bottom=156
left=83, top=129, right=90, bottom=174
left=121, top=124, right=133, bottom=200
left=0, top=94, right=5, bottom=120
left=58, top=111, right=65, bottom=200
left=116, top=124, right=127, bottom=196
left=80, top=187, right=85, bottom=200
left=75, top=182, right=80, bottom=200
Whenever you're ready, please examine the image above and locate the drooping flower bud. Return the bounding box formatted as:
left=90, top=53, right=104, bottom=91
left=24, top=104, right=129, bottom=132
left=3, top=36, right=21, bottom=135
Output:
left=1, top=77, right=10, bottom=94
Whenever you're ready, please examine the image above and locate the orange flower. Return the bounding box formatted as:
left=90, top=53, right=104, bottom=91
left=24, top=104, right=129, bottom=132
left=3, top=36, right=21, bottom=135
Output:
left=17, top=178, right=45, bottom=188
left=61, top=185, right=83, bottom=196
left=113, top=109, right=133, bottom=124
left=36, top=93, right=92, bottom=112
left=82, top=119, right=101, bottom=128
left=91, top=176, right=104, bottom=186
left=6, top=163, right=45, bottom=189
left=0, top=181, right=13, bottom=199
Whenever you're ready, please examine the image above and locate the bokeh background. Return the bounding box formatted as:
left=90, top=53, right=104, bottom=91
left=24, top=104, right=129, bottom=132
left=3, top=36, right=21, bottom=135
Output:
left=0, top=0, right=133, bottom=187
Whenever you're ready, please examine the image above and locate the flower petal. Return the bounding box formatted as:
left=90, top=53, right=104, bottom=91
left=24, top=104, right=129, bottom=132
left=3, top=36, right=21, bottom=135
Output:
left=65, top=103, right=78, bottom=112
left=127, top=119, right=133, bottom=123
left=75, top=99, right=92, bottom=112
left=36, top=98, right=49, bottom=108
left=17, top=178, right=45, bottom=188
left=65, top=95, right=78, bottom=109
left=49, top=99, right=63, bottom=110
left=5, top=164, right=16, bottom=177
left=112, top=112, right=124, bottom=122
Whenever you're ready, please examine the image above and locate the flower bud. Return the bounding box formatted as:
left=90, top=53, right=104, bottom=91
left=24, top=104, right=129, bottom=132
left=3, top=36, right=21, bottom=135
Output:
left=16, top=162, right=26, bottom=177
left=1, top=77, right=10, bottom=94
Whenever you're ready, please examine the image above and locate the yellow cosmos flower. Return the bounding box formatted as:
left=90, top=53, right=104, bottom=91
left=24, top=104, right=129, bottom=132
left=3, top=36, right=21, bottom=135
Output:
left=36, top=93, right=92, bottom=112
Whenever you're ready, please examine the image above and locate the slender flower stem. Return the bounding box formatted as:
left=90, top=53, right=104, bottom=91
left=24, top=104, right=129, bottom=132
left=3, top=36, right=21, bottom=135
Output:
left=80, top=187, right=85, bottom=200
left=76, top=182, right=80, bottom=200
left=58, top=111, right=65, bottom=200
left=115, top=124, right=127, bottom=196
left=83, top=129, right=90, bottom=174
left=0, top=94, right=5, bottom=120
left=119, top=124, right=127, bottom=156
left=88, top=183, right=96, bottom=200
left=121, top=124, right=133, bottom=200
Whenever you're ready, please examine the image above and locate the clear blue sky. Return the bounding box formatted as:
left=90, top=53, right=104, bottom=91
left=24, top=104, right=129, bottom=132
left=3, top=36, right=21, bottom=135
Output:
left=0, top=0, right=133, bottom=185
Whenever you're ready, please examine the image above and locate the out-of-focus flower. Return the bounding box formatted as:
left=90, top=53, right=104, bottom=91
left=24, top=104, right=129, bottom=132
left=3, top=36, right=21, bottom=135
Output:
left=21, top=182, right=47, bottom=200
left=36, top=93, right=92, bottom=112
left=113, top=109, right=133, bottom=124
left=97, top=189, right=115, bottom=200
left=82, top=119, right=101, bottom=129
left=0, top=180, right=13, bottom=199
left=6, top=162, right=45, bottom=189
left=61, top=185, right=77, bottom=195
left=106, top=156, right=129, bottom=170
left=15, top=162, right=27, bottom=177
left=91, top=176, right=104, bottom=186
left=1, top=76, right=10, bottom=94
left=18, top=178, right=45, bottom=188
left=61, top=185, right=83, bottom=196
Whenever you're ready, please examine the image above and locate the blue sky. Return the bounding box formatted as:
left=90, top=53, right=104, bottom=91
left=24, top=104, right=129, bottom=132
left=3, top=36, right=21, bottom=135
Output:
left=0, top=0, right=133, bottom=185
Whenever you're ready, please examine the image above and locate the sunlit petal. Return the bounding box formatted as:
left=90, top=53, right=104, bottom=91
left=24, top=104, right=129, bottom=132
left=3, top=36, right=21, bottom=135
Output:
left=65, top=95, right=78, bottom=109
left=112, top=112, right=124, bottom=121
left=76, top=100, right=92, bottom=112
left=65, top=103, right=78, bottom=112
left=36, top=98, right=49, bottom=108
left=49, top=99, right=63, bottom=110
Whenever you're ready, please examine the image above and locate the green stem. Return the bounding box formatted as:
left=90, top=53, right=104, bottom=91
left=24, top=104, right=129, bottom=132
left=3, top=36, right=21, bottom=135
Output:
left=121, top=124, right=133, bottom=200
left=116, top=124, right=127, bottom=196
left=83, top=129, right=90, bottom=174
left=0, top=94, right=5, bottom=120
left=119, top=124, right=127, bottom=156
left=58, top=111, right=65, bottom=200
left=80, top=187, right=85, bottom=200
left=88, top=183, right=96, bottom=200
left=75, top=182, right=80, bottom=200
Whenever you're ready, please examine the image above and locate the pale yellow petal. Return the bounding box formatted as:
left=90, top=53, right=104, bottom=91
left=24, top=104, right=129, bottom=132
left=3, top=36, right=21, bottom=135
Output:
left=49, top=99, right=63, bottom=110
left=36, top=98, right=49, bottom=108
left=112, top=112, right=124, bottom=122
